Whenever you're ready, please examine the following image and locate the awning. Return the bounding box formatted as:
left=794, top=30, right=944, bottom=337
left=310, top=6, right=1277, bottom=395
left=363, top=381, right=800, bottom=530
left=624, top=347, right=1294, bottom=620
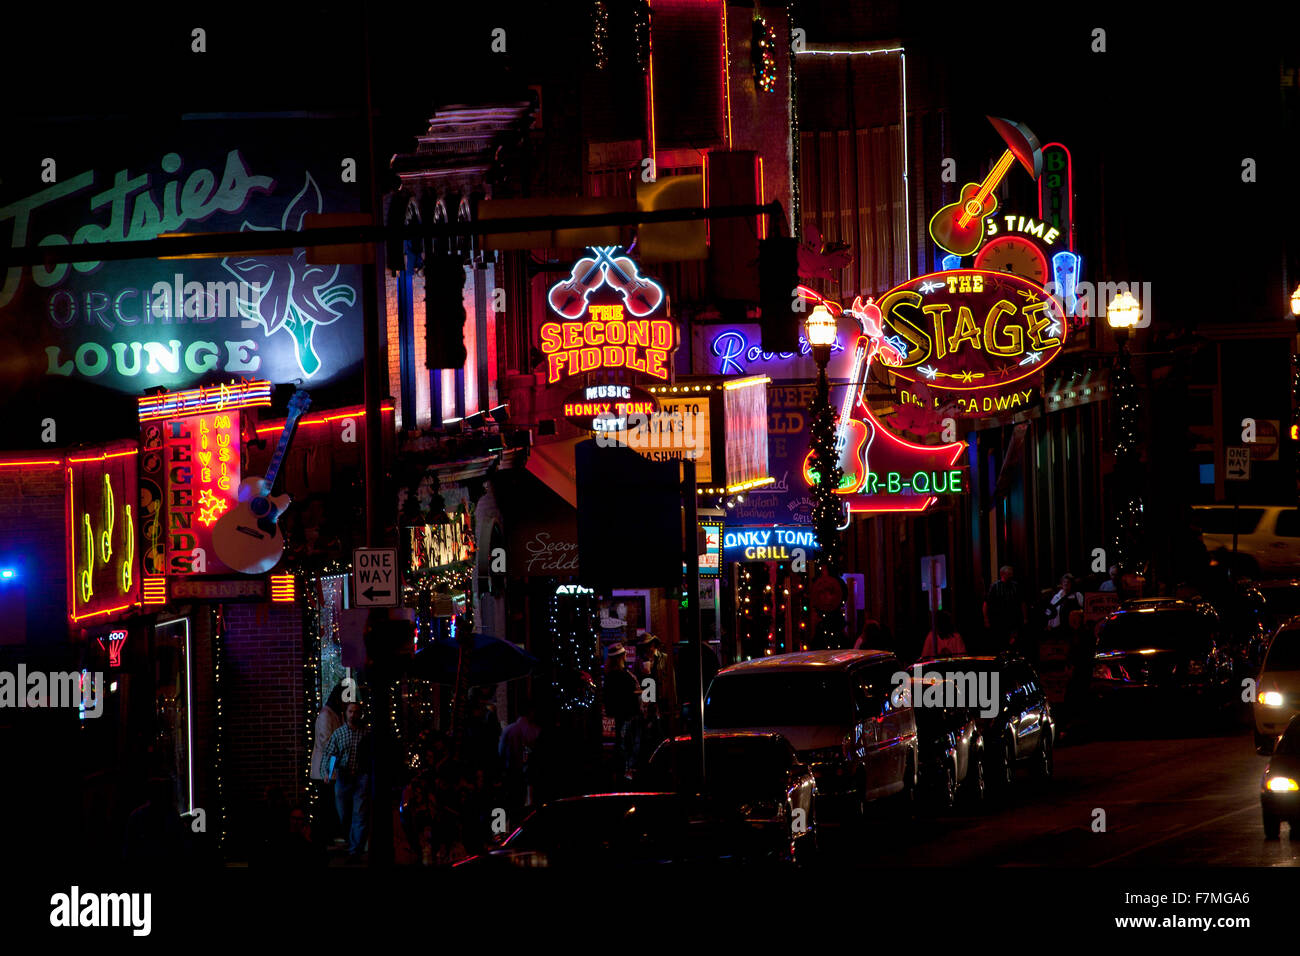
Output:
left=525, top=437, right=581, bottom=508
left=1044, top=368, right=1109, bottom=412
left=493, top=464, right=579, bottom=578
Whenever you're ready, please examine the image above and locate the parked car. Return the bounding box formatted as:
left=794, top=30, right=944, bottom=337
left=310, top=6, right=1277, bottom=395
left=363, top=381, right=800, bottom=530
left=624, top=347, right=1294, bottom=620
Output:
left=1261, top=715, right=1300, bottom=839
left=703, top=649, right=918, bottom=819
left=1253, top=578, right=1300, bottom=634
left=913, top=654, right=1053, bottom=793
left=454, top=792, right=783, bottom=868
left=908, top=678, right=985, bottom=811
left=1194, top=504, right=1300, bottom=577
left=644, top=732, right=817, bottom=861
left=1255, top=621, right=1300, bottom=753
left=1091, top=599, right=1236, bottom=719
left=1205, top=580, right=1270, bottom=678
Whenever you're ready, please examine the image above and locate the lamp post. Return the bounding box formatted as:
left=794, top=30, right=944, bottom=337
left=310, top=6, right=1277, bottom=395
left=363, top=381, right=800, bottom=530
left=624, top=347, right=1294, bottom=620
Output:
left=805, top=304, right=846, bottom=648
left=1108, top=290, right=1143, bottom=582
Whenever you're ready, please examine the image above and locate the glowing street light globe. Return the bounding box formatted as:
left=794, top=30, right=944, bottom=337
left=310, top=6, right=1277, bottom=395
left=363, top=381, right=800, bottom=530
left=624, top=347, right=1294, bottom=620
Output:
left=1290, top=283, right=1300, bottom=317
left=1107, top=290, right=1142, bottom=329
left=805, top=304, right=838, bottom=348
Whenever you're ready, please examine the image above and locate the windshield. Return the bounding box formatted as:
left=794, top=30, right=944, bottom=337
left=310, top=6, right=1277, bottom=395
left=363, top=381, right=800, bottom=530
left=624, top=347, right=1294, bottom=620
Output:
left=1097, top=611, right=1211, bottom=654
left=1265, top=631, right=1300, bottom=672
left=705, top=672, right=852, bottom=728
left=651, top=738, right=787, bottom=792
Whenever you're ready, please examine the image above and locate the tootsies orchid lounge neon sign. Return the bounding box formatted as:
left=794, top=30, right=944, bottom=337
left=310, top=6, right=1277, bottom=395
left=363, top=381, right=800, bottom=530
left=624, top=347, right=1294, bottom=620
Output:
left=0, top=124, right=365, bottom=395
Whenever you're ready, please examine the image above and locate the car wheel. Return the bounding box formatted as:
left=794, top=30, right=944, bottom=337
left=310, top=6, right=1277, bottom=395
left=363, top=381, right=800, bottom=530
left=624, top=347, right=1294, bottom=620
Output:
left=934, top=763, right=956, bottom=813
left=1263, top=809, right=1281, bottom=840
left=964, top=753, right=986, bottom=807
left=1255, top=732, right=1276, bottom=756
left=993, top=738, right=1015, bottom=793
left=1036, top=732, right=1054, bottom=780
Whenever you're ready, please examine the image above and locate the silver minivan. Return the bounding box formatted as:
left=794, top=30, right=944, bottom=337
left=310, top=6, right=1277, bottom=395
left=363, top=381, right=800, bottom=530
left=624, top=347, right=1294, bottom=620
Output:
left=704, top=649, right=918, bottom=818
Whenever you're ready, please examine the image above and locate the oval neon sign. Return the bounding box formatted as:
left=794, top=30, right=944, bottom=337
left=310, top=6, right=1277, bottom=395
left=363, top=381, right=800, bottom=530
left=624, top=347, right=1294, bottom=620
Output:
left=876, top=269, right=1065, bottom=391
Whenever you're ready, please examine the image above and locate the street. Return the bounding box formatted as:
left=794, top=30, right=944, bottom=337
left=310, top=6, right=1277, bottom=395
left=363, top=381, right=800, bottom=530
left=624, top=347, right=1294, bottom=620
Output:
left=822, top=719, right=1298, bottom=867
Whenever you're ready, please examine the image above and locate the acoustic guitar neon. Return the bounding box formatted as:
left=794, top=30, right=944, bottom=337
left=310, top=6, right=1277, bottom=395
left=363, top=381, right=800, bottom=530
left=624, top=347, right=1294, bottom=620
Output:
left=927, top=149, right=1018, bottom=258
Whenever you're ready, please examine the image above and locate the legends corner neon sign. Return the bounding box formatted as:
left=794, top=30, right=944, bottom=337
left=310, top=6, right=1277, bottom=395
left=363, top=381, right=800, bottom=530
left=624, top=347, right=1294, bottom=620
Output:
left=541, top=247, right=677, bottom=384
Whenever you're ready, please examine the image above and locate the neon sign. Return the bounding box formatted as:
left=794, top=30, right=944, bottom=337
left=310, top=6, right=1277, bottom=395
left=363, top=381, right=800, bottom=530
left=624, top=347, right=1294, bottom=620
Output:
left=163, top=411, right=242, bottom=574
left=877, top=270, right=1065, bottom=391
left=66, top=446, right=142, bottom=625
left=541, top=247, right=676, bottom=384
left=562, top=384, right=659, bottom=434
left=724, top=526, right=820, bottom=561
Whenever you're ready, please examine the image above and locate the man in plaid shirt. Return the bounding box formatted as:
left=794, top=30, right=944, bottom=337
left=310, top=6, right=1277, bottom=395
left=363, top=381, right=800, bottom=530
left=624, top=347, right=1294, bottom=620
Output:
left=324, top=701, right=371, bottom=861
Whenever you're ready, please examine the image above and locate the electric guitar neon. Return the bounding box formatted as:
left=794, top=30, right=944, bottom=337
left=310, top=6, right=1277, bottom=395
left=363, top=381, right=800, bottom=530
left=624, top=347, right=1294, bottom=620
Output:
left=928, top=116, right=1043, bottom=257
left=802, top=332, right=872, bottom=495
left=212, top=389, right=311, bottom=574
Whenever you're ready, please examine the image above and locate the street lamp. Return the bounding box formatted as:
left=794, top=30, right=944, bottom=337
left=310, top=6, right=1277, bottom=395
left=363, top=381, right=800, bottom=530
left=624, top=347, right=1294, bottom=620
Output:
left=1290, top=284, right=1300, bottom=317
left=1107, top=290, right=1143, bottom=583
left=805, top=303, right=846, bottom=648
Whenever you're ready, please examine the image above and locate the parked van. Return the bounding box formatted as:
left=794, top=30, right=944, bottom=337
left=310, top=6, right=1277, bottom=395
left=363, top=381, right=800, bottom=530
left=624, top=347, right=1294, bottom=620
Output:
left=703, top=649, right=917, bottom=818
left=1192, top=505, right=1300, bottom=576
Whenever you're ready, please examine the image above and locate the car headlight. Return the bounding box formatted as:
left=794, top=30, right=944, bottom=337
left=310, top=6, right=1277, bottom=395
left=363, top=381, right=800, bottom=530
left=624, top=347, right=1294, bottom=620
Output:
left=1260, top=691, right=1286, bottom=707
left=1265, top=777, right=1299, bottom=792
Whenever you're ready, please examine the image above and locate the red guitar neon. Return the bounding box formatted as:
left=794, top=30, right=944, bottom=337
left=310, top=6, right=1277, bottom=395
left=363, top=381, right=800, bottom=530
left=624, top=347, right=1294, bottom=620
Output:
left=801, top=297, right=902, bottom=495
left=928, top=116, right=1043, bottom=257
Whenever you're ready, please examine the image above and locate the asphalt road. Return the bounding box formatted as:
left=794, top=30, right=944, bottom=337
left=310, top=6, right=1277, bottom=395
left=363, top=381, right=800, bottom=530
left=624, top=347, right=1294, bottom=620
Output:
left=819, top=713, right=1300, bottom=867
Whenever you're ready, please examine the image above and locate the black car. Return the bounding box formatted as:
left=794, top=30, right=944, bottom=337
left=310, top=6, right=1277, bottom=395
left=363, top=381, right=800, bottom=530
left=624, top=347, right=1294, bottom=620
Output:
left=454, top=792, right=788, bottom=868
left=913, top=655, right=1054, bottom=794
left=1261, top=715, right=1300, bottom=839
left=908, top=679, right=985, bottom=811
left=1092, top=599, right=1236, bottom=718
left=643, top=732, right=818, bottom=861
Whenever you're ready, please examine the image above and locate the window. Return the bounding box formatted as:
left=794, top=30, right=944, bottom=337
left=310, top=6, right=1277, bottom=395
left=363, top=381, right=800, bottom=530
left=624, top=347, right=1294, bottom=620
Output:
left=1265, top=630, right=1300, bottom=672
left=1193, top=508, right=1265, bottom=536
left=1274, top=509, right=1300, bottom=538
left=706, top=672, right=853, bottom=728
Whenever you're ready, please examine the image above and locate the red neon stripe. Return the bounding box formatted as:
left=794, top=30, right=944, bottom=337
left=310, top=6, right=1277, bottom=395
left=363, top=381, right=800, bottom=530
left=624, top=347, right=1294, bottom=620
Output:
left=254, top=404, right=394, bottom=435
left=0, top=458, right=62, bottom=467
left=71, top=601, right=139, bottom=623
left=67, top=448, right=136, bottom=464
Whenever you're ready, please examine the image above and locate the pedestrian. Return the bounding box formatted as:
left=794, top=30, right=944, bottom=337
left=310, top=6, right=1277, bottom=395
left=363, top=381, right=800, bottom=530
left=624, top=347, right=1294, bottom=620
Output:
left=310, top=682, right=346, bottom=843
left=853, top=618, right=893, bottom=652
left=499, top=697, right=541, bottom=815
left=1044, top=573, right=1084, bottom=631
left=123, top=776, right=189, bottom=867
left=322, top=701, right=372, bottom=863
left=1098, top=565, right=1122, bottom=593
left=603, top=644, right=640, bottom=778
left=983, top=565, right=1027, bottom=652
left=636, top=634, right=677, bottom=719
left=919, top=611, right=967, bottom=658
left=466, top=689, right=503, bottom=773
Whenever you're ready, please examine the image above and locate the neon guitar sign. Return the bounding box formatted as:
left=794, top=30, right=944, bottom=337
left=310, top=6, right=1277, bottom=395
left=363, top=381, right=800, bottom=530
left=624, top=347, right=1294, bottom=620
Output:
left=800, top=292, right=966, bottom=514
left=928, top=116, right=1043, bottom=257
left=541, top=247, right=676, bottom=384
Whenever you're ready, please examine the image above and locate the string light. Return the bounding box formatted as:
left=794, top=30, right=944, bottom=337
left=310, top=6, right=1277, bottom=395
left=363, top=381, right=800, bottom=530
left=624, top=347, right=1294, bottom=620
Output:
left=753, top=17, right=777, bottom=94
left=591, top=1, right=609, bottom=71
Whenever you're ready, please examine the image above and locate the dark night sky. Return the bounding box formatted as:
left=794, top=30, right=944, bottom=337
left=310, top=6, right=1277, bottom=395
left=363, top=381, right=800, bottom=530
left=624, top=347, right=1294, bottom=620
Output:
left=8, top=2, right=1298, bottom=324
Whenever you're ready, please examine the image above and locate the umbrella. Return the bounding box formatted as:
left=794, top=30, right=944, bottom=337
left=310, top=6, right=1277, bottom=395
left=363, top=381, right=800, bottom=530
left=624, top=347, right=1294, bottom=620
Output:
left=409, top=632, right=538, bottom=686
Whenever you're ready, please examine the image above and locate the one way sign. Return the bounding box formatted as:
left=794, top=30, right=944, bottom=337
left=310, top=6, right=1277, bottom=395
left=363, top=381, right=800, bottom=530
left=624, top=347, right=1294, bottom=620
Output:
left=353, top=548, right=398, bottom=607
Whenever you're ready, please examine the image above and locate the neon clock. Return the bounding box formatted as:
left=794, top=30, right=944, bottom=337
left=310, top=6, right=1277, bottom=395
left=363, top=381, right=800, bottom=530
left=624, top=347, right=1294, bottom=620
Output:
left=973, top=236, right=1049, bottom=285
